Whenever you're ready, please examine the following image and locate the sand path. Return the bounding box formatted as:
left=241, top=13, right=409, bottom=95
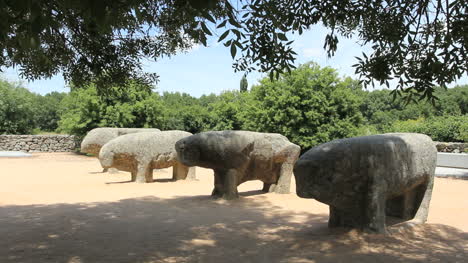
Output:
left=0, top=153, right=466, bottom=262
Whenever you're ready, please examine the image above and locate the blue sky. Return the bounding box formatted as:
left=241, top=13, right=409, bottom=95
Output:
left=1, top=24, right=467, bottom=96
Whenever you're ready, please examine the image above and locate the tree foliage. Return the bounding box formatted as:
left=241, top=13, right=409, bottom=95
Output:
left=240, top=74, right=248, bottom=92
left=206, top=90, right=247, bottom=130
left=0, top=0, right=230, bottom=89
left=1, top=0, right=465, bottom=99
left=57, top=81, right=164, bottom=136
left=35, top=91, right=67, bottom=131
left=0, top=79, right=38, bottom=134
left=361, top=85, right=467, bottom=128
left=221, top=0, right=467, bottom=102
left=360, top=84, right=468, bottom=141
left=159, top=92, right=211, bottom=133
left=1, top=66, right=466, bottom=145
left=389, top=115, right=468, bottom=142
left=242, top=63, right=364, bottom=149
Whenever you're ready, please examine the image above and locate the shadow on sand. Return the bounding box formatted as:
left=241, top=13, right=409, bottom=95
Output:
left=0, top=195, right=466, bottom=263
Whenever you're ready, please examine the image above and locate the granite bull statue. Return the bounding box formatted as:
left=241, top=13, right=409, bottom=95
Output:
left=294, top=133, right=437, bottom=234
left=99, top=131, right=195, bottom=183
left=81, top=127, right=160, bottom=172
left=175, top=131, right=300, bottom=200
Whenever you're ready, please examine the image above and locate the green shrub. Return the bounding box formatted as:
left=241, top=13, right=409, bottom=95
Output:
left=158, top=92, right=211, bottom=133
left=388, top=115, right=468, bottom=142
left=354, top=125, right=379, bottom=137
left=57, top=81, right=164, bottom=137
left=242, top=63, right=364, bottom=150
left=456, top=121, right=468, bottom=142
left=0, top=79, right=38, bottom=134
left=422, top=115, right=468, bottom=142
left=35, top=92, right=67, bottom=132
left=387, top=118, right=425, bottom=134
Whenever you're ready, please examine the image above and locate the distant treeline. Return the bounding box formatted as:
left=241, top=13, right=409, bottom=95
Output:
left=1, top=63, right=467, bottom=151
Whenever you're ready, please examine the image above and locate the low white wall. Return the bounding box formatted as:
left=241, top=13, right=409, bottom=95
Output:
left=437, top=152, right=468, bottom=169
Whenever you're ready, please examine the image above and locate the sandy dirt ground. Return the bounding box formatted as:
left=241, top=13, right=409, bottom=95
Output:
left=0, top=153, right=467, bottom=263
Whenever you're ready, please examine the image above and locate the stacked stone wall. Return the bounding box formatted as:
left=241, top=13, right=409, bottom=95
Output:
left=0, top=135, right=79, bottom=152
left=435, top=142, right=468, bottom=153
left=0, top=135, right=466, bottom=154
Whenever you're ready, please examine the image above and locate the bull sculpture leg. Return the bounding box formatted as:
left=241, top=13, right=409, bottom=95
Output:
left=131, top=171, right=137, bottom=182
left=412, top=175, right=434, bottom=223
left=262, top=183, right=275, bottom=192
left=328, top=206, right=362, bottom=228
left=211, top=169, right=239, bottom=200
left=270, top=145, right=301, bottom=194
left=223, top=169, right=239, bottom=200
left=385, top=176, right=434, bottom=223
left=212, top=170, right=224, bottom=198
left=135, top=163, right=153, bottom=183
left=274, top=161, right=294, bottom=194
left=172, top=162, right=196, bottom=181
left=401, top=189, right=418, bottom=220
left=329, top=206, right=344, bottom=227
left=364, top=176, right=387, bottom=234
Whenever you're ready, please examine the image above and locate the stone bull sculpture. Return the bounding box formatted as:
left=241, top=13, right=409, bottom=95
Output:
left=81, top=127, right=160, bottom=172
left=99, top=131, right=195, bottom=183
left=81, top=127, right=161, bottom=156
left=294, top=133, right=437, bottom=233
left=175, top=131, right=301, bottom=200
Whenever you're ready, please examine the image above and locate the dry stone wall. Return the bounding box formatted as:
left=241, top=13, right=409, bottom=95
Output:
left=0, top=135, right=79, bottom=152
left=0, top=134, right=465, bottom=154
left=435, top=142, right=468, bottom=153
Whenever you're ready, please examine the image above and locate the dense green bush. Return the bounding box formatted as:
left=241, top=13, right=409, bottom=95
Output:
left=242, top=63, right=364, bottom=150
left=388, top=115, right=468, bottom=142
left=205, top=91, right=247, bottom=131
left=158, top=92, right=211, bottom=133
left=57, top=82, right=164, bottom=137
left=2, top=67, right=466, bottom=145
left=360, top=86, right=466, bottom=129
left=421, top=115, right=468, bottom=142
left=360, top=85, right=468, bottom=142
left=1, top=79, right=67, bottom=134
left=387, top=118, right=425, bottom=134
left=35, top=92, right=67, bottom=132
left=0, top=79, right=38, bottom=134
left=437, top=85, right=468, bottom=115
